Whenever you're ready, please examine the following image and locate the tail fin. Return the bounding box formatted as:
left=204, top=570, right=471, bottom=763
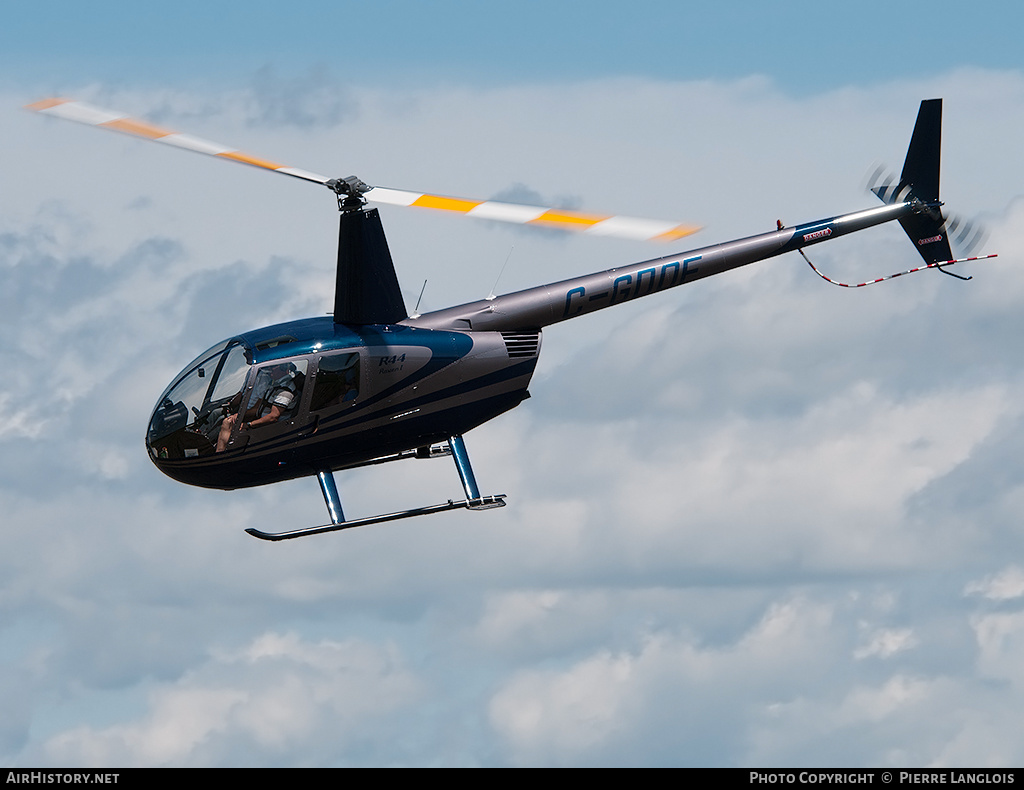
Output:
left=901, top=98, right=942, bottom=204
left=334, top=208, right=408, bottom=325
left=874, top=99, right=954, bottom=265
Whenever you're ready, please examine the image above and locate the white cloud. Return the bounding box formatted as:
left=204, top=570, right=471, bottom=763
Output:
left=972, top=611, right=1024, bottom=687
left=41, top=632, right=423, bottom=767
left=965, top=566, right=1024, bottom=601
left=487, top=595, right=837, bottom=766
left=854, top=628, right=918, bottom=660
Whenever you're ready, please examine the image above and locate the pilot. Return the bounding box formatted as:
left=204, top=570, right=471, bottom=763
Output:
left=216, top=361, right=304, bottom=451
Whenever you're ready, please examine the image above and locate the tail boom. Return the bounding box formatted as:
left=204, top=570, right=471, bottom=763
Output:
left=407, top=202, right=916, bottom=333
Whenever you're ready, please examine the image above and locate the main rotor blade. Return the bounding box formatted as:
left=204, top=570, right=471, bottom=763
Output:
left=27, top=97, right=700, bottom=243
left=26, top=97, right=332, bottom=186
left=362, top=186, right=700, bottom=242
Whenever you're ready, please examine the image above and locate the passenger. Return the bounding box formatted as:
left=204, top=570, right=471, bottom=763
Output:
left=216, top=361, right=304, bottom=451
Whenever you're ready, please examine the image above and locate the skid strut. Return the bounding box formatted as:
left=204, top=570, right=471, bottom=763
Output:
left=448, top=434, right=504, bottom=510
left=245, top=435, right=505, bottom=541
left=318, top=470, right=345, bottom=524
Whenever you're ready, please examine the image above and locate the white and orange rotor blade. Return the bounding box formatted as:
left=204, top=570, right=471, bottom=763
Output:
left=26, top=97, right=332, bottom=186
left=27, top=97, right=701, bottom=243
left=363, top=186, right=700, bottom=242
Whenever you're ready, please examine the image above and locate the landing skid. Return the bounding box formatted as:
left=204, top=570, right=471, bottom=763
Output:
left=245, top=434, right=506, bottom=541
left=245, top=495, right=505, bottom=541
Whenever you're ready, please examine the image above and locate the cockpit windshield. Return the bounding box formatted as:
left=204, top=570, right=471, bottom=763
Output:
left=147, top=340, right=253, bottom=460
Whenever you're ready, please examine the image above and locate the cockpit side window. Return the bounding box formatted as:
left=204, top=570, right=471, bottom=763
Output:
left=310, top=352, right=360, bottom=413
left=213, top=358, right=311, bottom=453
left=241, top=359, right=308, bottom=424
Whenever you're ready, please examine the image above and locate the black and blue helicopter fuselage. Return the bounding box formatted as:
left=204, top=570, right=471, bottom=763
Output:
left=147, top=316, right=540, bottom=489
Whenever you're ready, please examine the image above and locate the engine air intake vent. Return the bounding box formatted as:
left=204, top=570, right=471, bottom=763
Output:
left=501, top=331, right=541, bottom=359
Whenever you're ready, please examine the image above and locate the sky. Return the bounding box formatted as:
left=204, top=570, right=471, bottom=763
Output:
left=2, top=0, right=1024, bottom=768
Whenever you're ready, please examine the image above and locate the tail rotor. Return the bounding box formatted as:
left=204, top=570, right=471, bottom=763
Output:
left=867, top=162, right=989, bottom=259
left=941, top=213, right=988, bottom=257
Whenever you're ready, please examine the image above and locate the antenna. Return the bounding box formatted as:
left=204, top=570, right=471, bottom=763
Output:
left=487, top=246, right=515, bottom=301
left=410, top=280, right=428, bottom=318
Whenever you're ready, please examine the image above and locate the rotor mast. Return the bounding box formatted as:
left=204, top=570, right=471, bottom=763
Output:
left=327, top=176, right=408, bottom=325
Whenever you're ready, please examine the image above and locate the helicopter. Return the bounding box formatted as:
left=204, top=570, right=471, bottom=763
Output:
left=27, top=97, right=995, bottom=541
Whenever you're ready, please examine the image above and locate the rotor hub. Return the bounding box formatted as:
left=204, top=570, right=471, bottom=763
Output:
left=326, top=175, right=372, bottom=212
